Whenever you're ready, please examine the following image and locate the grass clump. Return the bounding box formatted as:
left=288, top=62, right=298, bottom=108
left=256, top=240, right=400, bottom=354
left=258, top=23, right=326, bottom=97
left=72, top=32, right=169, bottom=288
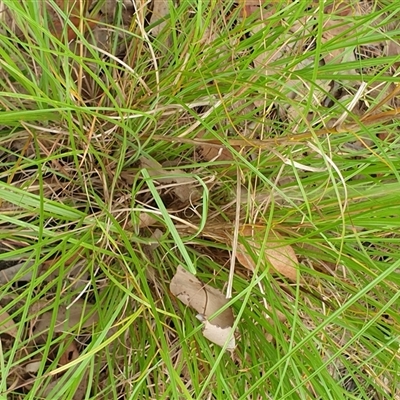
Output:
left=0, top=0, right=399, bottom=398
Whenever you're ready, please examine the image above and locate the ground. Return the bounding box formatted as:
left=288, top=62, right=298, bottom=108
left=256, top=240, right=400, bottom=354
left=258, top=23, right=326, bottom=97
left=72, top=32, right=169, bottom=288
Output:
left=0, top=1, right=399, bottom=399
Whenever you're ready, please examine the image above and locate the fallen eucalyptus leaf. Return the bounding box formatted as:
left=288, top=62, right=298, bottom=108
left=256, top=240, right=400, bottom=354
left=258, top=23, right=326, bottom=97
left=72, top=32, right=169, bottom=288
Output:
left=59, top=340, right=80, bottom=366
left=202, top=320, right=235, bottom=351
left=0, top=261, right=35, bottom=284
left=37, top=366, right=88, bottom=400
left=149, top=0, right=170, bottom=36
left=138, top=212, right=158, bottom=228
left=140, top=157, right=200, bottom=203
left=236, top=226, right=298, bottom=280
left=0, top=306, right=18, bottom=337
left=170, top=265, right=233, bottom=328
left=25, top=361, right=41, bottom=374
left=33, top=300, right=98, bottom=336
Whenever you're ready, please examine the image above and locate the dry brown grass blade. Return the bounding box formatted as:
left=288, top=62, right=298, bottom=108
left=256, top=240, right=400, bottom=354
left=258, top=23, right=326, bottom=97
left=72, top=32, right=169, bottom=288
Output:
left=148, top=105, right=400, bottom=148
left=361, top=84, right=400, bottom=121
left=197, top=133, right=235, bottom=162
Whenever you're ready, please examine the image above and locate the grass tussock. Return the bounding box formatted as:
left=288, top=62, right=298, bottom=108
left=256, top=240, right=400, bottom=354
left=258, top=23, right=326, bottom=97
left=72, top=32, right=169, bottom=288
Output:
left=0, top=0, right=399, bottom=399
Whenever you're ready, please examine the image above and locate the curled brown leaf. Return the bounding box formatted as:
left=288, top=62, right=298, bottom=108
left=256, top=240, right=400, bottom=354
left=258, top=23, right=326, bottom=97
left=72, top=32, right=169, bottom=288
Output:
left=170, top=265, right=233, bottom=328
left=236, top=226, right=298, bottom=280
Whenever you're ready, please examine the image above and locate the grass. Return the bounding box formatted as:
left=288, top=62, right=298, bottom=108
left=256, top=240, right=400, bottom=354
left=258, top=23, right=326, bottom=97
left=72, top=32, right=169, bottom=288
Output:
left=0, top=0, right=399, bottom=398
